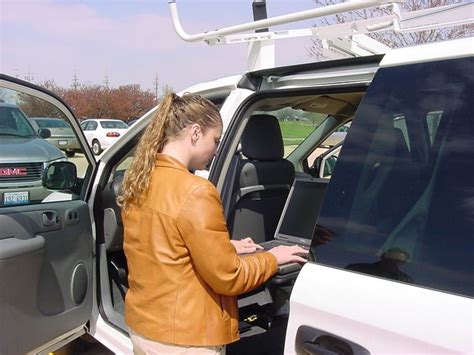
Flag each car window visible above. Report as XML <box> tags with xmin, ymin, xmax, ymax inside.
<box><xmin>0</xmin><ymin>105</ymin><xmax>36</xmax><ymax>137</ymax></box>
<box><xmin>305</xmin><ymin>122</ymin><xmax>349</xmax><ymax>178</ymax></box>
<box><xmin>0</xmin><ymin>86</ymin><xmax>93</xmax><ymax>207</ymax></box>
<box><xmin>253</xmin><ymin>108</ymin><xmax>326</xmax><ymax>157</ymax></box>
<box><xmin>89</xmin><ymin>121</ymin><xmax>98</xmax><ymax>130</ymax></box>
<box><xmin>312</xmin><ymin>57</ymin><xmax>473</xmax><ymax>297</ymax></box>
<box><xmin>33</xmin><ymin>118</ymin><xmax>70</xmax><ymax>128</ymax></box>
<box><xmin>100</xmin><ymin>120</ymin><xmax>128</xmax><ymax>129</ymax></box>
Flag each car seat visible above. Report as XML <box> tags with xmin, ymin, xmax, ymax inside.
<box><xmin>227</xmin><ymin>114</ymin><xmax>295</xmax><ymax>243</ymax></box>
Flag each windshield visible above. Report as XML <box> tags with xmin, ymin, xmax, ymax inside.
<box><xmin>0</xmin><ymin>106</ymin><xmax>36</xmax><ymax>137</ymax></box>
<box><xmin>312</xmin><ymin>57</ymin><xmax>473</xmax><ymax>297</ymax></box>
<box><xmin>100</xmin><ymin>120</ymin><xmax>128</xmax><ymax>129</ymax></box>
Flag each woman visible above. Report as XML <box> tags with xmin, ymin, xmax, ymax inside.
<box><xmin>118</xmin><ymin>93</ymin><xmax>307</xmax><ymax>354</ymax></box>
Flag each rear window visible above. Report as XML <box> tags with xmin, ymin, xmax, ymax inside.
<box><xmin>100</xmin><ymin>120</ymin><xmax>128</xmax><ymax>129</ymax></box>
<box><xmin>34</xmin><ymin>118</ymin><xmax>70</xmax><ymax>128</ymax></box>
<box><xmin>312</xmin><ymin>57</ymin><xmax>473</xmax><ymax>297</ymax></box>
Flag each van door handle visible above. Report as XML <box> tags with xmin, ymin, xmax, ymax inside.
<box><xmin>42</xmin><ymin>211</ymin><xmax>58</xmax><ymax>226</ymax></box>
<box><xmin>295</xmin><ymin>326</ymin><xmax>370</xmax><ymax>355</ymax></box>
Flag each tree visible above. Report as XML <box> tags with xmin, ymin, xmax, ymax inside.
<box><xmin>17</xmin><ymin>80</ymin><xmax>67</xmax><ymax>118</ymax></box>
<box><xmin>110</xmin><ymin>84</ymin><xmax>156</xmax><ymax>122</ymax></box>
<box><xmin>33</xmin><ymin>81</ymin><xmax>156</xmax><ymax>122</ymax></box>
<box><xmin>308</xmin><ymin>0</ymin><xmax>474</xmax><ymax>59</ymax></box>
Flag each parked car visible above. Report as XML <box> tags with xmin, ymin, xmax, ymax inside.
<box><xmin>27</xmin><ymin>117</ymin><xmax>80</xmax><ymax>157</ymax></box>
<box><xmin>0</xmin><ymin>103</ymin><xmax>67</xmax><ymax>206</ymax></box>
<box><xmin>0</xmin><ymin>6</ymin><xmax>472</xmax><ymax>355</ymax></box>
<box><xmin>80</xmin><ymin>118</ymin><xmax>129</xmax><ymax>155</ymax></box>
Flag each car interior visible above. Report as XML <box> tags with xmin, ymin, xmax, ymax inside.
<box><xmin>96</xmin><ymin>89</ymin><xmax>366</xmax><ymax>346</ymax></box>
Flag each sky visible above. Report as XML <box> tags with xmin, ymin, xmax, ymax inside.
<box><xmin>1</xmin><ymin>0</ymin><xmax>320</xmax><ymax>93</ymax></box>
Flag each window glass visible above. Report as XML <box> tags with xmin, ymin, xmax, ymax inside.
<box><xmin>0</xmin><ymin>106</ymin><xmax>36</xmax><ymax>137</ymax></box>
<box><xmin>33</xmin><ymin>118</ymin><xmax>70</xmax><ymax>128</ymax></box>
<box><xmin>253</xmin><ymin>108</ymin><xmax>326</xmax><ymax>157</ymax></box>
<box><xmin>306</xmin><ymin>122</ymin><xmax>350</xmax><ymax>178</ymax></box>
<box><xmin>100</xmin><ymin>120</ymin><xmax>128</xmax><ymax>129</ymax></box>
<box><xmin>426</xmin><ymin>111</ymin><xmax>443</xmax><ymax>145</ymax></box>
<box><xmin>312</xmin><ymin>58</ymin><xmax>473</xmax><ymax>297</ymax></box>
<box><xmin>89</xmin><ymin>121</ymin><xmax>98</xmax><ymax>130</ymax></box>
<box><xmin>0</xmin><ymin>86</ymin><xmax>92</xmax><ymax>206</ymax></box>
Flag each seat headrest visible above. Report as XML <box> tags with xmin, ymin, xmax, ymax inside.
<box><xmin>241</xmin><ymin>114</ymin><xmax>284</xmax><ymax>160</ymax></box>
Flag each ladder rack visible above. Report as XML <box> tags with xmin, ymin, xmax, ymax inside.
<box><xmin>168</xmin><ymin>0</ymin><xmax>474</xmax><ymax>70</ymax></box>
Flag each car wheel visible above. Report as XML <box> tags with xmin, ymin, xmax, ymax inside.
<box><xmin>65</xmin><ymin>150</ymin><xmax>76</xmax><ymax>158</ymax></box>
<box><xmin>92</xmin><ymin>140</ymin><xmax>102</xmax><ymax>155</ymax></box>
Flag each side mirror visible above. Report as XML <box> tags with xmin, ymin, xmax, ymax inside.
<box><xmin>323</xmin><ymin>155</ymin><xmax>338</xmax><ymax>178</ymax></box>
<box><xmin>42</xmin><ymin>161</ymin><xmax>77</xmax><ymax>190</ymax></box>
<box><xmin>38</xmin><ymin>128</ymin><xmax>51</xmax><ymax>139</ymax></box>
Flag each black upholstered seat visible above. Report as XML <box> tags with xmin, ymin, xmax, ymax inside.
<box><xmin>227</xmin><ymin>114</ymin><xmax>295</xmax><ymax>243</ymax></box>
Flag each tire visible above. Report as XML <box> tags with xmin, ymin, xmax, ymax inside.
<box><xmin>65</xmin><ymin>150</ymin><xmax>75</xmax><ymax>158</ymax></box>
<box><xmin>92</xmin><ymin>140</ymin><xmax>102</xmax><ymax>155</ymax></box>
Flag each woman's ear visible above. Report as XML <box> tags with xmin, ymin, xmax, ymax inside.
<box><xmin>190</xmin><ymin>123</ymin><xmax>201</xmax><ymax>145</ymax></box>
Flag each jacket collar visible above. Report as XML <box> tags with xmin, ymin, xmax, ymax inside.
<box><xmin>155</xmin><ymin>153</ymin><xmax>189</xmax><ymax>172</ymax></box>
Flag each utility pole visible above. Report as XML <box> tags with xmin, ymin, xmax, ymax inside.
<box><xmin>104</xmin><ymin>75</ymin><xmax>110</xmax><ymax>89</ymax></box>
<box><xmin>24</xmin><ymin>65</ymin><xmax>34</xmax><ymax>82</ymax></box>
<box><xmin>72</xmin><ymin>71</ymin><xmax>80</xmax><ymax>90</ymax></box>
<box><xmin>153</xmin><ymin>73</ymin><xmax>159</xmax><ymax>102</ymax></box>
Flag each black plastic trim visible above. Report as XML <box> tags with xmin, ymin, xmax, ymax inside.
<box><xmin>237</xmin><ymin>55</ymin><xmax>383</xmax><ymax>92</ymax></box>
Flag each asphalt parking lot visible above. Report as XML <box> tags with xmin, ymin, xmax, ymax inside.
<box><xmin>67</xmin><ymin>152</ymin><xmax>93</xmax><ymax>178</ymax></box>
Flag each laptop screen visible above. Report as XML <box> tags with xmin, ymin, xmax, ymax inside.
<box><xmin>275</xmin><ymin>178</ymin><xmax>328</xmax><ymax>243</ymax></box>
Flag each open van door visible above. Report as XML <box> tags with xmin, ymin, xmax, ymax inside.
<box><xmin>0</xmin><ymin>75</ymin><xmax>96</xmax><ymax>354</ymax></box>
<box><xmin>284</xmin><ymin>43</ymin><xmax>473</xmax><ymax>354</ymax></box>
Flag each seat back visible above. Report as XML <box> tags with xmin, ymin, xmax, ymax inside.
<box><xmin>227</xmin><ymin>114</ymin><xmax>295</xmax><ymax>242</ymax></box>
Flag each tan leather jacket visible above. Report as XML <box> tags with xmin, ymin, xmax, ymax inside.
<box><xmin>123</xmin><ymin>154</ymin><xmax>278</xmax><ymax>346</ymax></box>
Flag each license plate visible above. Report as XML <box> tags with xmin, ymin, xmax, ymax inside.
<box><xmin>3</xmin><ymin>191</ymin><xmax>29</xmax><ymax>205</ymax></box>
<box><xmin>58</xmin><ymin>140</ymin><xmax>68</xmax><ymax>146</ymax></box>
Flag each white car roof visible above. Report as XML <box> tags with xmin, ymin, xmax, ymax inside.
<box><xmin>380</xmin><ymin>37</ymin><xmax>474</xmax><ymax>68</ymax></box>
<box><xmin>179</xmin><ymin>75</ymin><xmax>242</xmax><ymax>95</ymax></box>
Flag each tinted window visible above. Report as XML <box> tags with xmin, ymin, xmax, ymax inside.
<box><xmin>34</xmin><ymin>118</ymin><xmax>70</xmax><ymax>128</ymax></box>
<box><xmin>312</xmin><ymin>58</ymin><xmax>473</xmax><ymax>297</ymax></box>
<box><xmin>100</xmin><ymin>120</ymin><xmax>128</xmax><ymax>129</ymax></box>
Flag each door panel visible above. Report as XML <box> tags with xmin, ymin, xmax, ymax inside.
<box><xmin>0</xmin><ymin>201</ymin><xmax>93</xmax><ymax>354</ymax></box>
<box><xmin>285</xmin><ymin>264</ymin><xmax>472</xmax><ymax>354</ymax></box>
<box><xmin>0</xmin><ymin>75</ymin><xmax>95</xmax><ymax>353</ymax></box>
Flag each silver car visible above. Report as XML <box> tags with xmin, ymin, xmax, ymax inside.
<box><xmin>28</xmin><ymin>117</ymin><xmax>80</xmax><ymax>157</ymax></box>
<box><xmin>0</xmin><ymin>103</ymin><xmax>66</xmax><ymax>205</ymax></box>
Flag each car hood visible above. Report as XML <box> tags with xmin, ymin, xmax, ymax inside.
<box><xmin>0</xmin><ymin>136</ymin><xmax>65</xmax><ymax>163</ymax></box>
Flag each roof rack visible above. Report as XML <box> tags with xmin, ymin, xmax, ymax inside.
<box><xmin>168</xmin><ymin>0</ymin><xmax>474</xmax><ymax>70</ymax></box>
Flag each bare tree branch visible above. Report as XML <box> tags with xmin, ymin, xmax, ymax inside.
<box><xmin>308</xmin><ymin>0</ymin><xmax>474</xmax><ymax>59</ymax></box>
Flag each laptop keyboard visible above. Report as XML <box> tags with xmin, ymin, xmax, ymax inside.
<box><xmin>260</xmin><ymin>240</ymin><xmax>309</xmax><ymax>252</ymax></box>
<box><xmin>261</xmin><ymin>240</ymin><xmax>288</xmax><ymax>251</ymax></box>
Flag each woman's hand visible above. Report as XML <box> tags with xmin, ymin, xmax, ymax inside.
<box><xmin>268</xmin><ymin>245</ymin><xmax>308</xmax><ymax>265</ymax></box>
<box><xmin>231</xmin><ymin>237</ymin><xmax>263</xmax><ymax>254</ymax></box>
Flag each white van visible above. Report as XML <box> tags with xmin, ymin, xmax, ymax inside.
<box><xmin>0</xmin><ymin>2</ymin><xmax>472</xmax><ymax>354</ymax></box>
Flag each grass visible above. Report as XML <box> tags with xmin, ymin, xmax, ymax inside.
<box><xmin>278</xmin><ymin>120</ymin><xmax>316</xmax><ymax>146</ymax></box>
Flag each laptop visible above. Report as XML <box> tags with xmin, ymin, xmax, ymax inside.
<box><xmin>260</xmin><ymin>176</ymin><xmax>328</xmax><ymax>252</ymax></box>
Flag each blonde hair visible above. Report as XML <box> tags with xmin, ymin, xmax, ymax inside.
<box><xmin>117</xmin><ymin>93</ymin><xmax>221</xmax><ymax>211</ymax></box>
